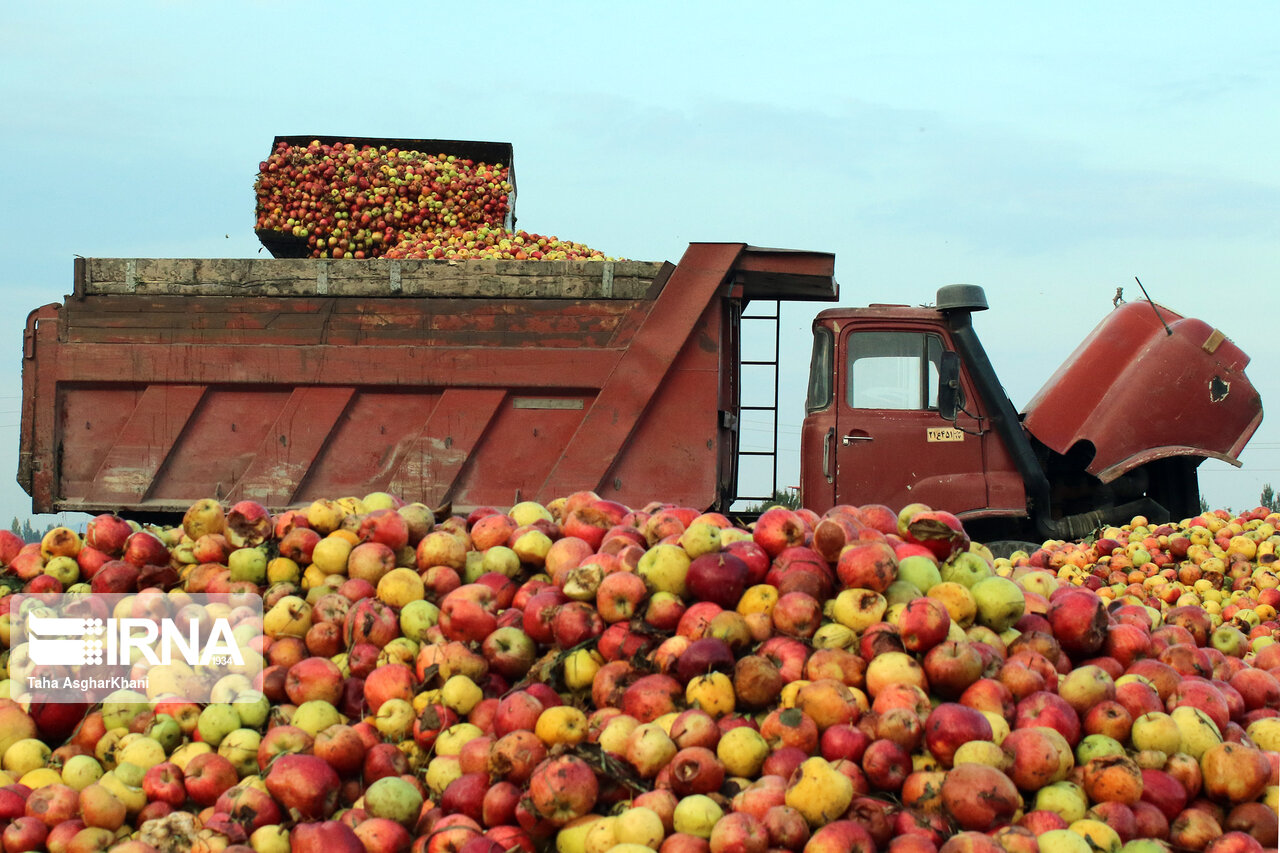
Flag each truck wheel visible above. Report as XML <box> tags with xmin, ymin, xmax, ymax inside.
<box><xmin>983</xmin><ymin>540</ymin><xmax>1041</xmax><ymax>559</ymax></box>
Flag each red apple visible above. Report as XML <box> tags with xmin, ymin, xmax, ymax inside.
<box><xmin>526</xmin><ymin>756</ymin><xmax>598</xmax><ymax>826</ymax></box>
<box><xmin>184</xmin><ymin>752</ymin><xmax>239</xmax><ymax>807</ymax></box>
<box><xmin>265</xmin><ymin>753</ymin><xmax>341</xmax><ymax>819</ymax></box>
<box><xmin>141</xmin><ymin>762</ymin><xmax>186</xmax><ymax>807</ymax></box>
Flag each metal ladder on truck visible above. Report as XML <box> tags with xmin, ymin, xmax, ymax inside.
<box><xmin>734</xmin><ymin>300</ymin><xmax>786</xmax><ymax>511</ymax></box>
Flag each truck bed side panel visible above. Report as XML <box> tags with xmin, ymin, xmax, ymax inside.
<box><xmin>21</xmin><ymin>254</ymin><xmax>735</xmax><ymax>514</ymax></box>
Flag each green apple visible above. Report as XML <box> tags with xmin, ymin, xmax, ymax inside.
<box><xmin>462</xmin><ymin>550</ymin><xmax>486</xmax><ymax>583</ymax></box>
<box><xmin>263</xmin><ymin>595</ymin><xmax>311</xmax><ymax>638</ymax></box>
<box><xmin>424</xmin><ymin>754</ymin><xmax>463</xmax><ymax>798</ymax></box>
<box><xmin>117</xmin><ymin>736</ymin><xmax>165</xmax><ymax>770</ymax></box>
<box><xmin>362</xmin><ymin>491</ymin><xmax>400</xmax><ymax>511</ymax></box>
<box><xmin>673</xmin><ymin>794</ymin><xmax>725</xmax><ymax>840</ymax></box>
<box><xmin>196</xmin><ymin>703</ymin><xmax>242</xmax><ymax>747</ymax></box>
<box><xmin>940</xmin><ymin>551</ymin><xmax>992</xmax><ymax>588</ymax></box>
<box><xmin>101</xmin><ymin>690</ymin><xmax>150</xmax><ymax>732</ymax></box>
<box><xmin>1075</xmin><ymin>733</ymin><xmax>1125</xmax><ymax>765</ymax></box>
<box><xmin>884</xmin><ymin>580</ymin><xmax>924</xmax><ymax>606</ymax></box>
<box><xmin>509</xmin><ymin>500</ymin><xmax>553</xmax><ymax>526</ymax></box>
<box><xmin>510</xmin><ymin>528</ymin><xmax>553</xmax><ymax>565</ymax></box>
<box><xmin>218</xmin><ymin>728</ymin><xmax>262</xmax><ymax>777</ymax></box>
<box><xmin>637</xmin><ymin>544</ymin><xmax>691</xmax><ymax>597</ymax></box>
<box><xmin>232</xmin><ymin>620</ymin><xmax>263</xmax><ymax>651</ymax></box>
<box><xmin>678</xmin><ymin>522</ymin><xmax>722</xmax><ymax>559</ymax></box>
<box><xmin>1210</xmin><ymin>623</ymin><xmax>1249</xmax><ymax>657</ymax></box>
<box><xmin>225</xmin><ymin>689</ymin><xmax>269</xmax><ymax>730</ymax></box>
<box><xmin>111</xmin><ymin>760</ymin><xmax>146</xmax><ymax>789</ymax></box>
<box><xmin>380</xmin><ymin>637</ymin><xmax>419</xmax><ymax>668</ymax></box>
<box><xmin>145</xmin><ymin>715</ymin><xmax>183</xmax><ymax>754</ymax></box>
<box><xmin>42</xmin><ymin>555</ymin><xmax>80</xmax><ymax>586</ymax></box>
<box><xmin>971</xmin><ymin>575</ymin><xmax>1026</xmax><ymax>632</ymax></box>
<box><xmin>896</xmin><ymin>555</ymin><xmax>943</xmax><ymax>593</ymax></box>
<box><xmin>292</xmin><ymin>700</ymin><xmax>342</xmax><ymax>736</ymax></box>
<box><xmin>1033</xmin><ymin>780</ymin><xmax>1088</xmax><ymax>824</ymax></box>
<box><xmin>480</xmin><ymin>545</ymin><xmax>521</xmax><ymax>578</ymax></box>
<box><xmin>1170</xmin><ymin>705</ymin><xmax>1222</xmax><ymax>759</ymax></box>
<box><xmin>1119</xmin><ymin>840</ymin><xmax>1173</xmax><ymax>853</ymax></box>
<box><xmin>364</xmin><ymin>775</ymin><xmax>424</xmax><ymax>825</ymax></box>
<box><xmin>1130</xmin><ymin>712</ymin><xmax>1182</xmax><ymax>755</ymax></box>
<box><xmin>400</xmin><ymin>599</ymin><xmax>440</xmax><ymax>642</ymax></box>
<box><xmin>169</xmin><ymin>742</ymin><xmax>213</xmax><ymax>771</ymax></box>
<box><xmin>1037</xmin><ymin>828</ymin><xmax>1093</xmax><ymax>853</ymax></box>
<box><xmin>210</xmin><ymin>674</ymin><xmax>254</xmax><ymax>704</ymax></box>
<box><xmin>60</xmin><ymin>754</ymin><xmax>104</xmax><ymax>790</ymax></box>
<box><xmin>228</xmin><ymin>546</ymin><xmax>268</xmax><ymax>583</ymax></box>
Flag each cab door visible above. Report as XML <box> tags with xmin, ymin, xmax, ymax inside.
<box><xmin>833</xmin><ymin>324</ymin><xmax>989</xmax><ymax>512</ymax></box>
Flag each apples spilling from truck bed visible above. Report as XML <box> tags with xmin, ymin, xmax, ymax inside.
<box><xmin>253</xmin><ymin>140</ymin><xmax>613</xmax><ymax>261</ymax></box>
<box><xmin>0</xmin><ymin>494</ymin><xmax>1278</xmax><ymax>853</ymax></box>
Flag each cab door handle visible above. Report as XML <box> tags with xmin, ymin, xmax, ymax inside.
<box><xmin>842</xmin><ymin>434</ymin><xmax>873</xmax><ymax>446</ymax></box>
<box><xmin>823</xmin><ymin>428</ymin><xmax>834</xmax><ymax>482</ymax></box>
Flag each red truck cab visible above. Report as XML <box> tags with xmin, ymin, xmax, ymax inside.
<box><xmin>800</xmin><ymin>285</ymin><xmax>1262</xmax><ymax>541</ymax></box>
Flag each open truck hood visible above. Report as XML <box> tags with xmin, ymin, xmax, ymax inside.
<box><xmin>1022</xmin><ymin>300</ymin><xmax>1262</xmax><ymax>483</ymax></box>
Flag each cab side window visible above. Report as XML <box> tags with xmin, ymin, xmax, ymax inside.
<box><xmin>806</xmin><ymin>327</ymin><xmax>834</xmax><ymax>413</ymax></box>
<box><xmin>847</xmin><ymin>331</ymin><xmax>945</xmax><ymax>410</ymax></box>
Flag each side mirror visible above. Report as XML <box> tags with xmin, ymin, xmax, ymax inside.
<box><xmin>938</xmin><ymin>351</ymin><xmax>960</xmax><ymax>421</ymax></box>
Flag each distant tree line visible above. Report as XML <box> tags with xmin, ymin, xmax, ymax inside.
<box><xmin>1261</xmin><ymin>483</ymin><xmax>1279</xmax><ymax>513</ymax></box>
<box><xmin>9</xmin><ymin>517</ymin><xmax>59</xmax><ymax>544</ymax></box>
<box><xmin>1197</xmin><ymin>483</ymin><xmax>1279</xmax><ymax>517</ymax></box>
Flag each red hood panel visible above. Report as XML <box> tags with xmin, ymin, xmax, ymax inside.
<box><xmin>1022</xmin><ymin>301</ymin><xmax>1262</xmax><ymax>482</ymax></box>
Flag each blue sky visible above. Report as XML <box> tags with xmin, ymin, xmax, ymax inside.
<box><xmin>2</xmin><ymin>2</ymin><xmax>1277</xmax><ymax>525</ymax></box>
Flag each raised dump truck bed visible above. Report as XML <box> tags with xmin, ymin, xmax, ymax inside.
<box><xmin>20</xmin><ymin>244</ymin><xmax>837</xmax><ymax>516</ymax></box>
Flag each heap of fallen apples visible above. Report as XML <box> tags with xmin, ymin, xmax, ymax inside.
<box><xmin>0</xmin><ymin>492</ymin><xmax>1278</xmax><ymax>853</ymax></box>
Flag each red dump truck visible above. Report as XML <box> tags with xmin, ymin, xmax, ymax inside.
<box><xmin>18</xmin><ymin>244</ymin><xmax>1262</xmax><ymax>542</ymax></box>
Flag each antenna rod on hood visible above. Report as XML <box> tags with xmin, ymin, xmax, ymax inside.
<box><xmin>1134</xmin><ymin>276</ymin><xmax>1173</xmax><ymax>336</ymax></box>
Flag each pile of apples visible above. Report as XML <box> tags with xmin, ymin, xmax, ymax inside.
<box><xmin>382</xmin><ymin>227</ymin><xmax>610</xmax><ymax>262</ymax></box>
<box><xmin>253</xmin><ymin>140</ymin><xmax>611</xmax><ymax>261</ymax></box>
<box><xmin>0</xmin><ymin>491</ymin><xmax>1278</xmax><ymax>853</ymax></box>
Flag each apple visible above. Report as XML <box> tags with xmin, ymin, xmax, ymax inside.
<box><xmin>970</xmin><ymin>575</ymin><xmax>1026</xmax><ymax>632</ymax></box>
<box><xmin>674</xmin><ymin>637</ymin><xmax>735</xmax><ymax>686</ymax></box>
<box><xmin>290</xmin><ymin>821</ymin><xmax>365</xmax><ymax>853</ymax></box>
<box><xmin>897</xmin><ymin>596</ymin><xmax>951</xmax><ymax>653</ymax></box>
<box><xmin>140</xmin><ymin>762</ymin><xmax>186</xmax><ymax>807</ymax></box>
<box><xmin>923</xmin><ymin>703</ymin><xmax>994</xmax><ymax>768</ymax></box>
<box><xmin>527</xmin><ymin>756</ymin><xmax>598</xmax><ymax>826</ymax></box>
<box><xmin>685</xmin><ymin>552</ymin><xmax>749</xmax><ymax>610</ymax></box>
<box><xmin>752</xmin><ymin>508</ymin><xmax>807</xmax><ymax>557</ymax></box>
<box><xmin>365</xmin><ymin>775</ymin><xmax>426</xmax><ymax>826</ymax></box>
<box><xmin>1200</xmin><ymin>741</ymin><xmax>1271</xmax><ymax>804</ymax></box>
<box><xmin>940</xmin><ymin>762</ymin><xmax>1020</xmax><ymax>831</ymax></box>
<box><xmin>1015</xmin><ymin>690</ymin><xmax>1082</xmax><ymax>747</ymax></box>
<box><xmin>265</xmin><ymin>753</ymin><xmax>340</xmax><ymax>820</ymax></box>
<box><xmin>835</xmin><ymin>541</ymin><xmax>897</xmax><ymax>592</ymax></box>
<box><xmin>4</xmin><ymin>816</ymin><xmax>49</xmax><ymax>851</ymax></box>
<box><xmin>183</xmin><ymin>752</ymin><xmax>238</xmax><ymax>807</ymax></box>
<box><xmin>1046</xmin><ymin>589</ymin><xmax>1108</xmax><ymax>660</ymax></box>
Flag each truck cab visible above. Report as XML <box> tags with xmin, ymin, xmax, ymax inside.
<box><xmin>799</xmin><ymin>285</ymin><xmax>1263</xmax><ymax>542</ymax></box>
